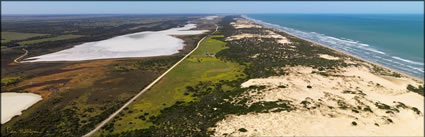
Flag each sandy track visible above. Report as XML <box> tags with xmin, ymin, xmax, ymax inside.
<box><xmin>13</xmin><ymin>48</ymin><xmax>28</xmax><ymax>63</ymax></box>
<box><xmin>83</xmin><ymin>24</ymin><xmax>218</xmax><ymax>137</ymax></box>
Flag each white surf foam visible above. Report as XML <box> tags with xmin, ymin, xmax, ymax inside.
<box><xmin>243</xmin><ymin>15</ymin><xmax>424</xmax><ymax>79</ymax></box>
<box><xmin>392</xmin><ymin>56</ymin><xmax>425</xmax><ymax>66</ymax></box>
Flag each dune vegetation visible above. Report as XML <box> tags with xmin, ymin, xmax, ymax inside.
<box><xmin>1</xmin><ymin>14</ymin><xmax>423</xmax><ymax>137</ymax></box>
<box><xmin>97</xmin><ymin>16</ymin><xmax>424</xmax><ymax>137</ymax></box>
<box><xmin>1</xmin><ymin>15</ymin><xmax>212</xmax><ymax>137</ymax></box>
<box><xmin>96</xmin><ymin>34</ymin><xmax>245</xmax><ymax>135</ymax></box>
<box><xmin>1</xmin><ymin>76</ymin><xmax>21</xmax><ymax>87</ymax></box>
<box><xmin>1</xmin><ymin>32</ymin><xmax>48</xmax><ymax>43</ymax></box>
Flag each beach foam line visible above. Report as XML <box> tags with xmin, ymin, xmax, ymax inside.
<box><xmin>362</xmin><ymin>47</ymin><xmax>386</xmax><ymax>55</ymax></box>
<box><xmin>243</xmin><ymin>15</ymin><xmax>424</xmax><ymax>80</ymax></box>
<box><xmin>392</xmin><ymin>56</ymin><xmax>425</xmax><ymax>66</ymax></box>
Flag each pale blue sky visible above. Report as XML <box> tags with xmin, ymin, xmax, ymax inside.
<box><xmin>1</xmin><ymin>1</ymin><xmax>424</xmax><ymax>15</ymax></box>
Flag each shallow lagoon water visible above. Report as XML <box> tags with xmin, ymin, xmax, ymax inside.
<box><xmin>1</xmin><ymin>92</ymin><xmax>42</xmax><ymax>124</ymax></box>
<box><xmin>25</xmin><ymin>24</ymin><xmax>208</xmax><ymax>62</ymax></box>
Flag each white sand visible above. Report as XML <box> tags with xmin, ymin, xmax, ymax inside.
<box><xmin>319</xmin><ymin>54</ymin><xmax>340</xmax><ymax>60</ymax></box>
<box><xmin>213</xmin><ymin>66</ymin><xmax>424</xmax><ymax>136</ymax></box>
<box><xmin>24</xmin><ymin>24</ymin><xmax>208</xmax><ymax>62</ymax></box>
<box><xmin>202</xmin><ymin>16</ymin><xmax>219</xmax><ymax>20</ymax></box>
<box><xmin>227</xmin><ymin>19</ymin><xmax>290</xmax><ymax>45</ymax></box>
<box><xmin>230</xmin><ymin>18</ymin><xmax>263</xmax><ymax>29</ymax></box>
<box><xmin>1</xmin><ymin>92</ymin><xmax>42</xmax><ymax>124</ymax></box>
<box><xmin>214</xmin><ymin>109</ymin><xmax>423</xmax><ymax>136</ymax></box>
<box><xmin>214</xmin><ymin>17</ymin><xmax>424</xmax><ymax>136</ymax></box>
<box><xmin>226</xmin><ymin>31</ymin><xmax>290</xmax><ymax>45</ymax></box>
<box><xmin>230</xmin><ymin>24</ymin><xmax>263</xmax><ymax>29</ymax></box>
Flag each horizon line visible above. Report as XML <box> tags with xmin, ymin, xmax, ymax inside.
<box><xmin>2</xmin><ymin>13</ymin><xmax>424</xmax><ymax>16</ymax></box>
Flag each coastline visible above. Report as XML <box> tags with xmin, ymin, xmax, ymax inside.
<box><xmin>242</xmin><ymin>15</ymin><xmax>424</xmax><ymax>83</ymax></box>
<box><xmin>214</xmin><ymin>16</ymin><xmax>424</xmax><ymax>137</ymax></box>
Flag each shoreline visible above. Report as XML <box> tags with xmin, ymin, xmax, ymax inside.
<box><xmin>242</xmin><ymin>16</ymin><xmax>424</xmax><ymax>83</ymax></box>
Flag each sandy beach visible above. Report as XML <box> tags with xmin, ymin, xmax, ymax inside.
<box><xmin>242</xmin><ymin>16</ymin><xmax>424</xmax><ymax>82</ymax></box>
<box><xmin>271</xmin><ymin>27</ymin><xmax>424</xmax><ymax>82</ymax></box>
<box><xmin>211</xmin><ymin>17</ymin><xmax>424</xmax><ymax>136</ymax></box>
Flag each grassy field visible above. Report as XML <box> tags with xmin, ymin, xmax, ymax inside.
<box><xmin>1</xmin><ymin>76</ymin><xmax>21</xmax><ymax>86</ymax></box>
<box><xmin>18</xmin><ymin>34</ymin><xmax>83</xmax><ymax>45</ymax></box>
<box><xmin>0</xmin><ymin>15</ymin><xmax>211</xmax><ymax>137</ymax></box>
<box><xmin>1</xmin><ymin>32</ymin><xmax>48</xmax><ymax>43</ymax></box>
<box><xmin>1</xmin><ymin>57</ymin><xmax>181</xmax><ymax>137</ymax></box>
<box><xmin>97</xmin><ymin>35</ymin><xmax>245</xmax><ymax>135</ymax></box>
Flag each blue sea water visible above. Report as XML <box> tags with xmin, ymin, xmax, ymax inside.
<box><xmin>245</xmin><ymin>14</ymin><xmax>424</xmax><ymax>79</ymax></box>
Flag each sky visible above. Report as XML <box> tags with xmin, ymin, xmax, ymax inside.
<box><xmin>1</xmin><ymin>1</ymin><xmax>424</xmax><ymax>15</ymax></box>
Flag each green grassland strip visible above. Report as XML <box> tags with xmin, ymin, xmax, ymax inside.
<box><xmin>1</xmin><ymin>76</ymin><xmax>21</xmax><ymax>86</ymax></box>
<box><xmin>99</xmin><ymin>35</ymin><xmax>245</xmax><ymax>135</ymax></box>
<box><xmin>18</xmin><ymin>34</ymin><xmax>84</xmax><ymax>45</ymax></box>
<box><xmin>1</xmin><ymin>32</ymin><xmax>48</xmax><ymax>43</ymax></box>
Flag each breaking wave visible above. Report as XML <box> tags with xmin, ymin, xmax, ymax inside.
<box><xmin>243</xmin><ymin>15</ymin><xmax>424</xmax><ymax>79</ymax></box>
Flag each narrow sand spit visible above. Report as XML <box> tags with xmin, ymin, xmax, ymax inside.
<box><xmin>24</xmin><ymin>24</ymin><xmax>208</xmax><ymax>62</ymax></box>
<box><xmin>212</xmin><ymin>66</ymin><xmax>424</xmax><ymax>136</ymax></box>
<box><xmin>1</xmin><ymin>92</ymin><xmax>42</xmax><ymax>124</ymax></box>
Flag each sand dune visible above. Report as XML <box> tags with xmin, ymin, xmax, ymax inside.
<box><xmin>213</xmin><ymin>66</ymin><xmax>424</xmax><ymax>136</ymax></box>
<box><xmin>230</xmin><ymin>18</ymin><xmax>263</xmax><ymax>29</ymax></box>
<box><xmin>213</xmin><ymin>18</ymin><xmax>424</xmax><ymax>136</ymax></box>
<box><xmin>227</xmin><ymin>19</ymin><xmax>290</xmax><ymax>45</ymax></box>
<box><xmin>226</xmin><ymin>31</ymin><xmax>290</xmax><ymax>45</ymax></box>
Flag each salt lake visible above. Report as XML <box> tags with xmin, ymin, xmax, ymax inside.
<box><xmin>1</xmin><ymin>92</ymin><xmax>42</xmax><ymax>124</ymax></box>
<box><xmin>24</xmin><ymin>24</ymin><xmax>208</xmax><ymax>62</ymax></box>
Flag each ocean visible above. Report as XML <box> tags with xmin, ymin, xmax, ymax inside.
<box><xmin>245</xmin><ymin>14</ymin><xmax>424</xmax><ymax>79</ymax></box>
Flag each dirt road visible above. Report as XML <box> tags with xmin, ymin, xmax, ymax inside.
<box><xmin>83</xmin><ymin>24</ymin><xmax>218</xmax><ymax>137</ymax></box>
<box><xmin>13</xmin><ymin>48</ymin><xmax>28</xmax><ymax>63</ymax></box>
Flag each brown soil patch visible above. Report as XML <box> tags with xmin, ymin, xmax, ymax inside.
<box><xmin>6</xmin><ymin>59</ymin><xmax>115</xmax><ymax>99</ymax></box>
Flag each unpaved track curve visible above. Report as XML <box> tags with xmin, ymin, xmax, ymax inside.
<box><xmin>13</xmin><ymin>48</ymin><xmax>28</xmax><ymax>63</ymax></box>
